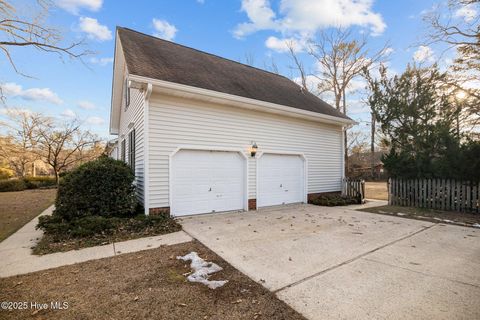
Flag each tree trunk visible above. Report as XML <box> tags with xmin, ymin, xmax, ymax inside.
<box><xmin>371</xmin><ymin>112</ymin><xmax>376</xmax><ymax>180</ymax></box>
<box><xmin>54</xmin><ymin>170</ymin><xmax>60</xmax><ymax>185</ymax></box>
<box><xmin>342</xmin><ymin>88</ymin><xmax>348</xmax><ymax>176</ymax></box>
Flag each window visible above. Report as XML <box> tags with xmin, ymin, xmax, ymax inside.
<box><xmin>128</xmin><ymin>129</ymin><xmax>135</xmax><ymax>174</ymax></box>
<box><xmin>121</xmin><ymin>139</ymin><xmax>126</xmax><ymax>162</ymax></box>
<box><xmin>124</xmin><ymin>78</ymin><xmax>130</xmax><ymax>110</ymax></box>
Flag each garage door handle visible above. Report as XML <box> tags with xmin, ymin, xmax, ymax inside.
<box><xmin>208</xmin><ymin>187</ymin><xmax>212</xmax><ymax>192</ymax></box>
<box><xmin>280</xmin><ymin>184</ymin><xmax>283</xmax><ymax>188</ymax></box>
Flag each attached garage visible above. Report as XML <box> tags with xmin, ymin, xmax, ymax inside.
<box><xmin>110</xmin><ymin>28</ymin><xmax>355</xmax><ymax>216</ymax></box>
<box><xmin>170</xmin><ymin>149</ymin><xmax>247</xmax><ymax>216</ymax></box>
<box><xmin>257</xmin><ymin>153</ymin><xmax>306</xmax><ymax>208</ymax></box>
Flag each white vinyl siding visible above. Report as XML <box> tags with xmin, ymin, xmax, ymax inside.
<box><xmin>118</xmin><ymin>86</ymin><xmax>145</xmax><ymax>203</ymax></box>
<box><xmin>148</xmin><ymin>94</ymin><xmax>343</xmax><ymax>209</ymax></box>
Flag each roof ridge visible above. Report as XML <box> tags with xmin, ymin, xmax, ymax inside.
<box><xmin>117</xmin><ymin>26</ymin><xmax>299</xmax><ymax>85</ymax></box>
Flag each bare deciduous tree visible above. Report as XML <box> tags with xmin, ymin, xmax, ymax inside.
<box><xmin>263</xmin><ymin>57</ymin><xmax>280</xmax><ymax>74</ymax></box>
<box><xmin>35</xmin><ymin>119</ymin><xmax>98</xmax><ymax>184</ymax></box>
<box><xmin>0</xmin><ymin>0</ymin><xmax>90</xmax><ymax>78</ymax></box>
<box><xmin>308</xmin><ymin>29</ymin><xmax>389</xmax><ymax>114</ymax></box>
<box><xmin>0</xmin><ymin>109</ymin><xmax>43</xmax><ymax>177</ymax></box>
<box><xmin>286</xmin><ymin>41</ymin><xmax>309</xmax><ymax>92</ymax></box>
<box><xmin>422</xmin><ymin>0</ymin><xmax>480</xmax><ymax>131</ymax></box>
<box><xmin>289</xmin><ymin>29</ymin><xmax>390</xmax><ymax>173</ymax></box>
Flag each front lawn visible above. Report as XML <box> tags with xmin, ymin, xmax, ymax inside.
<box><xmin>33</xmin><ymin>214</ymin><xmax>182</xmax><ymax>255</ymax></box>
<box><xmin>0</xmin><ymin>241</ymin><xmax>305</xmax><ymax>320</ymax></box>
<box><xmin>0</xmin><ymin>189</ymin><xmax>56</xmax><ymax>242</ymax></box>
<box><xmin>359</xmin><ymin>205</ymin><xmax>480</xmax><ymax>227</ymax></box>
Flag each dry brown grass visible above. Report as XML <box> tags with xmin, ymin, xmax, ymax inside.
<box><xmin>365</xmin><ymin>182</ymin><xmax>388</xmax><ymax>200</ymax></box>
<box><xmin>359</xmin><ymin>205</ymin><xmax>480</xmax><ymax>227</ymax></box>
<box><xmin>0</xmin><ymin>189</ymin><xmax>56</xmax><ymax>242</ymax></box>
<box><xmin>0</xmin><ymin>241</ymin><xmax>305</xmax><ymax>320</ymax></box>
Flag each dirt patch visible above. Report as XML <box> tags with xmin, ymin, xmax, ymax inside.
<box><xmin>359</xmin><ymin>205</ymin><xmax>480</xmax><ymax>227</ymax></box>
<box><xmin>0</xmin><ymin>189</ymin><xmax>56</xmax><ymax>242</ymax></box>
<box><xmin>33</xmin><ymin>216</ymin><xmax>182</xmax><ymax>255</ymax></box>
<box><xmin>0</xmin><ymin>241</ymin><xmax>305</xmax><ymax>320</ymax></box>
<box><xmin>365</xmin><ymin>182</ymin><xmax>388</xmax><ymax>200</ymax></box>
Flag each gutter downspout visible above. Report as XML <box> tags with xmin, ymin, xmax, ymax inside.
<box><xmin>144</xmin><ymin>83</ymin><xmax>153</xmax><ymax>215</ymax></box>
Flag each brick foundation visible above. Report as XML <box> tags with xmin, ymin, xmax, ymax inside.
<box><xmin>307</xmin><ymin>191</ymin><xmax>341</xmax><ymax>203</ymax></box>
<box><xmin>248</xmin><ymin>199</ymin><xmax>257</xmax><ymax>210</ymax></box>
<box><xmin>149</xmin><ymin>207</ymin><xmax>170</xmax><ymax>216</ymax></box>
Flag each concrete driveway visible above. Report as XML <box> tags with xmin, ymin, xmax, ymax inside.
<box><xmin>179</xmin><ymin>204</ymin><xmax>480</xmax><ymax>320</ymax></box>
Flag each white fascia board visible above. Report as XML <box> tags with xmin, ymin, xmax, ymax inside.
<box><xmin>128</xmin><ymin>74</ymin><xmax>357</xmax><ymax>127</ymax></box>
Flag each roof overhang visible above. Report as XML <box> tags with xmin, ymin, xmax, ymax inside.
<box><xmin>109</xmin><ymin>30</ymin><xmax>127</xmax><ymax>135</ymax></box>
<box><xmin>129</xmin><ymin>74</ymin><xmax>357</xmax><ymax>127</ymax></box>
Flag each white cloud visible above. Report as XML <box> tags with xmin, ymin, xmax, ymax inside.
<box><xmin>77</xmin><ymin>100</ymin><xmax>96</xmax><ymax>110</ymax></box>
<box><xmin>413</xmin><ymin>45</ymin><xmax>435</xmax><ymax>63</ymax></box>
<box><xmin>234</xmin><ymin>0</ymin><xmax>277</xmax><ymax>38</ymax></box>
<box><xmin>265</xmin><ymin>36</ymin><xmax>304</xmax><ymax>52</ymax></box>
<box><xmin>234</xmin><ymin>0</ymin><xmax>386</xmax><ymax>39</ymax></box>
<box><xmin>454</xmin><ymin>4</ymin><xmax>477</xmax><ymax>22</ymax></box>
<box><xmin>86</xmin><ymin>116</ymin><xmax>105</xmax><ymax>125</ymax></box>
<box><xmin>1</xmin><ymin>82</ymin><xmax>63</xmax><ymax>105</ymax></box>
<box><xmin>383</xmin><ymin>47</ymin><xmax>395</xmax><ymax>55</ymax></box>
<box><xmin>347</xmin><ymin>99</ymin><xmax>370</xmax><ymax>114</ymax></box>
<box><xmin>61</xmin><ymin>109</ymin><xmax>76</xmax><ymax>118</ymax></box>
<box><xmin>89</xmin><ymin>57</ymin><xmax>113</xmax><ymax>66</ymax></box>
<box><xmin>152</xmin><ymin>19</ymin><xmax>178</xmax><ymax>41</ymax></box>
<box><xmin>56</xmin><ymin>0</ymin><xmax>102</xmax><ymax>14</ymax></box>
<box><xmin>78</xmin><ymin>17</ymin><xmax>112</xmax><ymax>41</ymax></box>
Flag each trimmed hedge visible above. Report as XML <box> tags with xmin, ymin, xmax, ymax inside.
<box><xmin>0</xmin><ymin>179</ymin><xmax>27</xmax><ymax>192</ymax></box>
<box><xmin>24</xmin><ymin>176</ymin><xmax>57</xmax><ymax>189</ymax></box>
<box><xmin>309</xmin><ymin>194</ymin><xmax>359</xmax><ymax>206</ymax></box>
<box><xmin>0</xmin><ymin>176</ymin><xmax>57</xmax><ymax>192</ymax></box>
<box><xmin>54</xmin><ymin>156</ymin><xmax>137</xmax><ymax>220</ymax></box>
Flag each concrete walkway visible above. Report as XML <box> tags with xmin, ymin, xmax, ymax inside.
<box><xmin>0</xmin><ymin>205</ymin><xmax>192</xmax><ymax>278</ymax></box>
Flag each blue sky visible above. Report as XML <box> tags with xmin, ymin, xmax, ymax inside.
<box><xmin>1</xmin><ymin>0</ymin><xmax>471</xmax><ymax>139</ymax></box>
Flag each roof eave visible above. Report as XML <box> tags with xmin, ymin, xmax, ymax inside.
<box><xmin>129</xmin><ymin>74</ymin><xmax>356</xmax><ymax>127</ymax></box>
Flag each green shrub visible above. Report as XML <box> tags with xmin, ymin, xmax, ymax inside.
<box><xmin>38</xmin><ymin>215</ymin><xmax>115</xmax><ymax>239</ymax></box>
<box><xmin>24</xmin><ymin>176</ymin><xmax>57</xmax><ymax>189</ymax></box>
<box><xmin>0</xmin><ymin>168</ymin><xmax>13</xmax><ymax>180</ymax></box>
<box><xmin>0</xmin><ymin>179</ymin><xmax>27</xmax><ymax>192</ymax></box>
<box><xmin>309</xmin><ymin>194</ymin><xmax>359</xmax><ymax>206</ymax></box>
<box><xmin>54</xmin><ymin>156</ymin><xmax>137</xmax><ymax>220</ymax></box>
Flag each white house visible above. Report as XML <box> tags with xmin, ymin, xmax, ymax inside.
<box><xmin>109</xmin><ymin>27</ymin><xmax>354</xmax><ymax>216</ymax></box>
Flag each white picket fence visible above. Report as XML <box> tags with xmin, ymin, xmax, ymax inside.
<box><xmin>342</xmin><ymin>178</ymin><xmax>365</xmax><ymax>203</ymax></box>
<box><xmin>388</xmin><ymin>178</ymin><xmax>480</xmax><ymax>213</ymax></box>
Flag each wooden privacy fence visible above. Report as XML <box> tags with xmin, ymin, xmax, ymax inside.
<box><xmin>389</xmin><ymin>178</ymin><xmax>480</xmax><ymax>213</ymax></box>
<box><xmin>342</xmin><ymin>178</ymin><xmax>365</xmax><ymax>203</ymax></box>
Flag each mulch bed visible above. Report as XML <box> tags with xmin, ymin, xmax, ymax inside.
<box><xmin>359</xmin><ymin>205</ymin><xmax>480</xmax><ymax>228</ymax></box>
<box><xmin>0</xmin><ymin>241</ymin><xmax>305</xmax><ymax>320</ymax></box>
<box><xmin>33</xmin><ymin>216</ymin><xmax>182</xmax><ymax>255</ymax></box>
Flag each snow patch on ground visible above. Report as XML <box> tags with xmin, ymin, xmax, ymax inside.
<box><xmin>177</xmin><ymin>252</ymin><xmax>228</xmax><ymax>289</ymax></box>
<box><xmin>433</xmin><ymin>217</ymin><xmax>455</xmax><ymax>223</ymax></box>
<box><xmin>473</xmin><ymin>223</ymin><xmax>480</xmax><ymax>228</ymax></box>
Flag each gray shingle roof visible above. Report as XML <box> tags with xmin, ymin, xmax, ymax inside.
<box><xmin>117</xmin><ymin>27</ymin><xmax>350</xmax><ymax>121</ymax></box>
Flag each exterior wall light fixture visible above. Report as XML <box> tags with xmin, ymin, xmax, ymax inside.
<box><xmin>250</xmin><ymin>142</ymin><xmax>258</xmax><ymax>158</ymax></box>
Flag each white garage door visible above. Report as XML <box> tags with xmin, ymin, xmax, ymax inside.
<box><xmin>171</xmin><ymin>150</ymin><xmax>245</xmax><ymax>216</ymax></box>
<box><xmin>257</xmin><ymin>154</ymin><xmax>305</xmax><ymax>207</ymax></box>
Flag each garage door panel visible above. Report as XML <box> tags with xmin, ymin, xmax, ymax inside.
<box><xmin>171</xmin><ymin>150</ymin><xmax>245</xmax><ymax>216</ymax></box>
<box><xmin>258</xmin><ymin>154</ymin><xmax>304</xmax><ymax>208</ymax></box>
